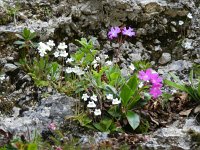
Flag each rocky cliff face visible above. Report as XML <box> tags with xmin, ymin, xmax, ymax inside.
<box><xmin>0</xmin><ymin>1</ymin><xmax>200</xmax><ymax>149</ymax></box>
<box><xmin>0</xmin><ymin>0</ymin><xmax>199</xmax><ymax>67</ymax></box>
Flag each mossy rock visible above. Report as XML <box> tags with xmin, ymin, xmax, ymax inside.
<box><xmin>0</xmin><ymin>13</ymin><xmax>13</xmax><ymax>25</ymax></box>
<box><xmin>0</xmin><ymin>97</ymin><xmax>14</xmax><ymax>115</ymax></box>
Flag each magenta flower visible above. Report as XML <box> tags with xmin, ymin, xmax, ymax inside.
<box><xmin>139</xmin><ymin>68</ymin><xmax>163</xmax><ymax>99</ymax></box>
<box><xmin>122</xmin><ymin>27</ymin><xmax>135</xmax><ymax>37</ymax></box>
<box><xmin>150</xmin><ymin>73</ymin><xmax>163</xmax><ymax>84</ymax></box>
<box><xmin>149</xmin><ymin>87</ymin><xmax>162</xmax><ymax>98</ymax></box>
<box><xmin>152</xmin><ymin>82</ymin><xmax>163</xmax><ymax>88</ymax></box>
<box><xmin>138</xmin><ymin>69</ymin><xmax>152</xmax><ymax>81</ymax></box>
<box><xmin>108</xmin><ymin>27</ymin><xmax>121</xmax><ymax>39</ymax></box>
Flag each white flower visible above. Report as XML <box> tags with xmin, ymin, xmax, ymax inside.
<box><xmin>38</xmin><ymin>48</ymin><xmax>47</xmax><ymax>57</ymax></box>
<box><xmin>95</xmin><ymin>57</ymin><xmax>100</xmax><ymax>62</ymax></box>
<box><xmin>66</xmin><ymin>58</ymin><xmax>74</xmax><ymax>63</ymax></box>
<box><xmin>92</xmin><ymin>59</ymin><xmax>97</xmax><ymax>64</ymax></box>
<box><xmin>129</xmin><ymin>63</ymin><xmax>135</xmax><ymax>71</ymax></box>
<box><xmin>0</xmin><ymin>74</ymin><xmax>5</xmax><ymax>81</ymax></box>
<box><xmin>138</xmin><ymin>82</ymin><xmax>144</xmax><ymax>88</ymax></box>
<box><xmin>187</xmin><ymin>13</ymin><xmax>193</xmax><ymax>19</ymax></box>
<box><xmin>104</xmin><ymin>54</ymin><xmax>109</xmax><ymax>59</ymax></box>
<box><xmin>112</xmin><ymin>98</ymin><xmax>121</xmax><ymax>105</ymax></box>
<box><xmin>178</xmin><ymin>20</ymin><xmax>184</xmax><ymax>26</ymax></box>
<box><xmin>73</xmin><ymin>66</ymin><xmax>85</xmax><ymax>76</ymax></box>
<box><xmin>58</xmin><ymin>42</ymin><xmax>68</xmax><ymax>50</ymax></box>
<box><xmin>38</xmin><ymin>42</ymin><xmax>51</xmax><ymax>51</ymax></box>
<box><xmin>37</xmin><ymin>42</ymin><xmax>51</xmax><ymax>57</ymax></box>
<box><xmin>94</xmin><ymin>109</ymin><xmax>101</xmax><ymax>116</ymax></box>
<box><xmin>46</xmin><ymin>40</ymin><xmax>55</xmax><ymax>47</ymax></box>
<box><xmin>54</xmin><ymin>51</ymin><xmax>60</xmax><ymax>57</ymax></box>
<box><xmin>59</xmin><ymin>50</ymin><xmax>68</xmax><ymax>57</ymax></box>
<box><xmin>66</xmin><ymin>67</ymin><xmax>73</xmax><ymax>73</ymax></box>
<box><xmin>106</xmin><ymin>94</ymin><xmax>113</xmax><ymax>100</ymax></box>
<box><xmin>105</xmin><ymin>61</ymin><xmax>112</xmax><ymax>66</ymax></box>
<box><xmin>91</xmin><ymin>94</ymin><xmax>97</xmax><ymax>101</ymax></box>
<box><xmin>87</xmin><ymin>101</ymin><xmax>96</xmax><ymax>108</ymax></box>
<box><xmin>82</xmin><ymin>93</ymin><xmax>89</xmax><ymax>101</ymax></box>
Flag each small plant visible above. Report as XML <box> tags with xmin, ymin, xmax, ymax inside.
<box><xmin>14</xmin><ymin>28</ymin><xmax>37</xmax><ymax>60</ymax></box>
<box><xmin>108</xmin><ymin>26</ymin><xmax>136</xmax><ymax>60</ymax></box>
<box><xmin>5</xmin><ymin>0</ymin><xmax>21</xmax><ymax>26</ymax></box>
<box><xmin>14</xmin><ymin>26</ymin><xmax>164</xmax><ymax>134</ymax></box>
<box><xmin>164</xmin><ymin>66</ymin><xmax>200</xmax><ymax>101</ymax></box>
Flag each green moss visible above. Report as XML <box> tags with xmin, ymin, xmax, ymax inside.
<box><xmin>0</xmin><ymin>97</ymin><xmax>14</xmax><ymax>115</ymax></box>
<box><xmin>0</xmin><ymin>14</ymin><xmax>12</xmax><ymax>25</ymax></box>
<box><xmin>188</xmin><ymin>129</ymin><xmax>200</xmax><ymax>148</ymax></box>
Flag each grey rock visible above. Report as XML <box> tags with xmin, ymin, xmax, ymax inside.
<box><xmin>182</xmin><ymin>38</ymin><xmax>194</xmax><ymax>50</ymax></box>
<box><xmin>140</xmin><ymin>118</ymin><xmax>199</xmax><ymax>150</ymax></box>
<box><xmin>158</xmin><ymin>53</ymin><xmax>171</xmax><ymax>64</ymax></box>
<box><xmin>3</xmin><ymin>63</ymin><xmax>18</xmax><ymax>72</ymax></box>
<box><xmin>0</xmin><ymin>93</ymin><xmax>76</xmax><ymax>134</ymax></box>
<box><xmin>129</xmin><ymin>53</ymin><xmax>142</xmax><ymax>62</ymax></box>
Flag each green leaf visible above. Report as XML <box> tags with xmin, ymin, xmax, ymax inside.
<box><xmin>29</xmin><ymin>32</ymin><xmax>37</xmax><ymax>40</ymax></box>
<box><xmin>14</xmin><ymin>40</ymin><xmax>25</xmax><ymax>45</ymax></box>
<box><xmin>108</xmin><ymin>106</ymin><xmax>121</xmax><ymax>118</ymax></box>
<box><xmin>15</xmin><ymin>33</ymin><xmax>24</xmax><ymax>39</ymax></box>
<box><xmin>126</xmin><ymin>111</ymin><xmax>140</xmax><ymax>130</ymax></box>
<box><xmin>93</xmin><ymin>118</ymin><xmax>112</xmax><ymax>132</ymax></box>
<box><xmin>127</xmin><ymin>93</ymin><xmax>141</xmax><ymax>109</ymax></box>
<box><xmin>23</xmin><ymin>28</ymin><xmax>31</xmax><ymax>39</ymax></box>
<box><xmin>120</xmin><ymin>84</ymin><xmax>132</xmax><ymax>106</ymax></box>
<box><xmin>104</xmin><ymin>84</ymin><xmax>118</xmax><ymax>96</ymax></box>
<box><xmin>93</xmin><ymin>123</ymin><xmax>105</xmax><ymax>132</ymax></box>
<box><xmin>27</xmin><ymin>143</ymin><xmax>37</xmax><ymax>150</ymax></box>
<box><xmin>127</xmin><ymin>75</ymin><xmax>138</xmax><ymax>90</ymax></box>
<box><xmin>164</xmin><ymin>79</ymin><xmax>187</xmax><ymax>92</ymax></box>
<box><xmin>102</xmin><ymin>119</ymin><xmax>112</xmax><ymax>131</ymax></box>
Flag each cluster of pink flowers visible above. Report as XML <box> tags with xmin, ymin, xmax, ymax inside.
<box><xmin>138</xmin><ymin>69</ymin><xmax>163</xmax><ymax>99</ymax></box>
<box><xmin>108</xmin><ymin>26</ymin><xmax>136</xmax><ymax>39</ymax></box>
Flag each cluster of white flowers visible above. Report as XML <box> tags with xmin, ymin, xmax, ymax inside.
<box><xmin>54</xmin><ymin>42</ymin><xmax>68</xmax><ymax>58</ymax></box>
<box><xmin>81</xmin><ymin>93</ymin><xmax>101</xmax><ymax>116</ymax></box>
<box><xmin>92</xmin><ymin>56</ymin><xmax>100</xmax><ymax>68</ymax></box>
<box><xmin>37</xmin><ymin>40</ymin><xmax>69</xmax><ymax>58</ymax></box>
<box><xmin>106</xmin><ymin>93</ymin><xmax>121</xmax><ymax>105</ymax></box>
<box><xmin>92</xmin><ymin>54</ymin><xmax>112</xmax><ymax>68</ymax></box>
<box><xmin>66</xmin><ymin>57</ymin><xmax>74</xmax><ymax>63</ymax></box>
<box><xmin>66</xmin><ymin>66</ymin><xmax>85</xmax><ymax>75</ymax></box>
<box><xmin>37</xmin><ymin>41</ymin><xmax>52</xmax><ymax>57</ymax></box>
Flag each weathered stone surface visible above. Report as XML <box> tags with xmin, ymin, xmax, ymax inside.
<box><xmin>0</xmin><ymin>94</ymin><xmax>77</xmax><ymax>134</ymax></box>
<box><xmin>140</xmin><ymin>118</ymin><xmax>200</xmax><ymax>150</ymax></box>
<box><xmin>158</xmin><ymin>52</ymin><xmax>171</xmax><ymax>64</ymax></box>
<box><xmin>0</xmin><ymin>0</ymin><xmax>199</xmax><ymax>65</ymax></box>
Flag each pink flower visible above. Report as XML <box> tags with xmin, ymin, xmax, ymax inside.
<box><xmin>55</xmin><ymin>146</ymin><xmax>63</xmax><ymax>150</ymax></box>
<box><xmin>108</xmin><ymin>27</ymin><xmax>121</xmax><ymax>39</ymax></box>
<box><xmin>138</xmin><ymin>69</ymin><xmax>152</xmax><ymax>81</ymax></box>
<box><xmin>150</xmin><ymin>73</ymin><xmax>163</xmax><ymax>84</ymax></box>
<box><xmin>138</xmin><ymin>68</ymin><xmax>163</xmax><ymax>99</ymax></box>
<box><xmin>122</xmin><ymin>27</ymin><xmax>135</xmax><ymax>37</ymax></box>
<box><xmin>149</xmin><ymin>87</ymin><xmax>162</xmax><ymax>98</ymax></box>
<box><xmin>152</xmin><ymin>82</ymin><xmax>163</xmax><ymax>88</ymax></box>
<box><xmin>48</xmin><ymin>122</ymin><xmax>56</xmax><ymax>131</ymax></box>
